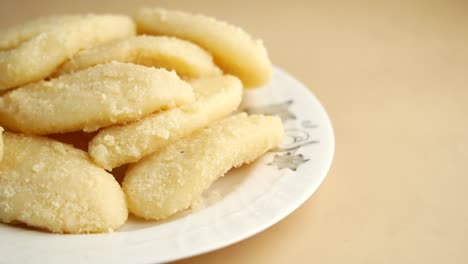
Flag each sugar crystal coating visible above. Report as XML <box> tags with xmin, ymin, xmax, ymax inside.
<box><xmin>135</xmin><ymin>8</ymin><xmax>272</xmax><ymax>88</ymax></box>
<box><xmin>0</xmin><ymin>132</ymin><xmax>127</xmax><ymax>233</ymax></box>
<box><xmin>0</xmin><ymin>14</ymin><xmax>136</xmax><ymax>90</ymax></box>
<box><xmin>123</xmin><ymin>113</ymin><xmax>284</xmax><ymax>220</ymax></box>
<box><xmin>0</xmin><ymin>62</ymin><xmax>194</xmax><ymax>135</ymax></box>
<box><xmin>89</xmin><ymin>75</ymin><xmax>242</xmax><ymax>170</ymax></box>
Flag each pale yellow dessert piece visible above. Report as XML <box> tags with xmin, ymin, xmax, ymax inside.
<box><xmin>135</xmin><ymin>8</ymin><xmax>272</xmax><ymax>88</ymax></box>
<box><xmin>55</xmin><ymin>35</ymin><xmax>221</xmax><ymax>79</ymax></box>
<box><xmin>0</xmin><ymin>132</ymin><xmax>127</xmax><ymax>233</ymax></box>
<box><xmin>0</xmin><ymin>62</ymin><xmax>194</xmax><ymax>135</ymax></box>
<box><xmin>0</xmin><ymin>14</ymin><xmax>136</xmax><ymax>91</ymax></box>
<box><xmin>89</xmin><ymin>75</ymin><xmax>243</xmax><ymax>170</ymax></box>
<box><xmin>123</xmin><ymin>113</ymin><xmax>284</xmax><ymax>220</ymax></box>
<box><xmin>0</xmin><ymin>15</ymin><xmax>79</xmax><ymax>51</ymax></box>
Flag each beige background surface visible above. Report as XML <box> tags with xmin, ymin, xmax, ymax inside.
<box><xmin>1</xmin><ymin>0</ymin><xmax>467</xmax><ymax>263</ymax></box>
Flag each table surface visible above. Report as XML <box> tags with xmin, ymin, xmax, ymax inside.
<box><xmin>1</xmin><ymin>0</ymin><xmax>467</xmax><ymax>263</ymax></box>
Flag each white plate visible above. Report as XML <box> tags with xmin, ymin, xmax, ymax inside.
<box><xmin>0</xmin><ymin>67</ymin><xmax>334</xmax><ymax>264</ymax></box>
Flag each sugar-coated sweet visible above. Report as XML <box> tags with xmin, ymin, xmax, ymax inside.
<box><xmin>0</xmin><ymin>14</ymin><xmax>136</xmax><ymax>90</ymax></box>
<box><xmin>135</xmin><ymin>8</ymin><xmax>272</xmax><ymax>88</ymax></box>
<box><xmin>89</xmin><ymin>75</ymin><xmax>242</xmax><ymax>170</ymax></box>
<box><xmin>123</xmin><ymin>113</ymin><xmax>284</xmax><ymax>220</ymax></box>
<box><xmin>54</xmin><ymin>35</ymin><xmax>221</xmax><ymax>79</ymax></box>
<box><xmin>0</xmin><ymin>15</ymin><xmax>80</xmax><ymax>51</ymax></box>
<box><xmin>0</xmin><ymin>62</ymin><xmax>194</xmax><ymax>135</ymax></box>
<box><xmin>0</xmin><ymin>132</ymin><xmax>127</xmax><ymax>233</ymax></box>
